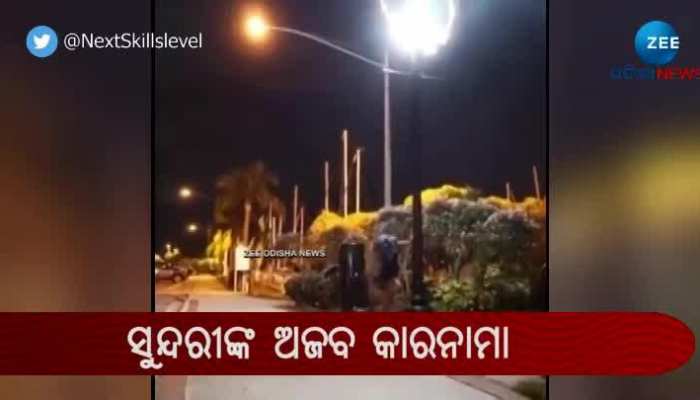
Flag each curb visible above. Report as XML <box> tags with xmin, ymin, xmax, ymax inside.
<box><xmin>447</xmin><ymin>376</ymin><xmax>529</xmax><ymax>400</ymax></box>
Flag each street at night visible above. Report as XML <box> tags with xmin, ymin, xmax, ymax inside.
<box><xmin>155</xmin><ymin>0</ymin><xmax>545</xmax><ymax>398</ymax></box>
<box><xmin>5</xmin><ymin>0</ymin><xmax>700</xmax><ymax>397</ymax></box>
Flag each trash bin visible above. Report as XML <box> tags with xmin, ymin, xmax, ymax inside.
<box><xmin>376</xmin><ymin>234</ymin><xmax>400</xmax><ymax>286</ymax></box>
<box><xmin>339</xmin><ymin>240</ymin><xmax>369</xmax><ymax>311</ymax></box>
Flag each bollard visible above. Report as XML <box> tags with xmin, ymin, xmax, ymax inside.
<box><xmin>339</xmin><ymin>240</ymin><xmax>369</xmax><ymax>311</ymax></box>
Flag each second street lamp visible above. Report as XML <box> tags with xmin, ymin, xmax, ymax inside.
<box><xmin>381</xmin><ymin>0</ymin><xmax>456</xmax><ymax>311</ymax></box>
<box><xmin>179</xmin><ymin>186</ymin><xmax>193</xmax><ymax>200</ymax></box>
<box><xmin>186</xmin><ymin>223</ymin><xmax>200</xmax><ymax>234</ymax></box>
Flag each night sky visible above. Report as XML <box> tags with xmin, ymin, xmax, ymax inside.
<box><xmin>155</xmin><ymin>0</ymin><xmax>546</xmax><ymax>253</ymax></box>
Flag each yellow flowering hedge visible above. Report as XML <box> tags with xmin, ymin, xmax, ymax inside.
<box><xmin>403</xmin><ymin>184</ymin><xmax>478</xmax><ymax>207</ymax></box>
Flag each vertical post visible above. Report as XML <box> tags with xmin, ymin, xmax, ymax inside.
<box><xmin>342</xmin><ymin>129</ymin><xmax>349</xmax><ymax>217</ymax></box>
<box><xmin>243</xmin><ymin>201</ymin><xmax>252</xmax><ymax>244</ymax></box>
<box><xmin>222</xmin><ymin>243</ymin><xmax>229</xmax><ymax>277</ymax></box>
<box><xmin>297</xmin><ymin>205</ymin><xmax>305</xmax><ymax>268</ymax></box>
<box><xmin>532</xmin><ymin>165</ymin><xmax>541</xmax><ymax>200</ymax></box>
<box><xmin>384</xmin><ymin>48</ymin><xmax>392</xmax><ymax>208</ymax></box>
<box><xmin>232</xmin><ymin>246</ymin><xmax>238</xmax><ymax>293</ymax></box>
<box><xmin>324</xmin><ymin>161</ymin><xmax>330</xmax><ymax>212</ymax></box>
<box><xmin>274</xmin><ymin>216</ymin><xmax>281</xmax><ymax>270</ymax></box>
<box><xmin>506</xmin><ymin>182</ymin><xmax>513</xmax><ymax>202</ymax></box>
<box><xmin>271</xmin><ymin>217</ymin><xmax>277</xmax><ymax>245</ymax></box>
<box><xmin>409</xmin><ymin>62</ymin><xmax>427</xmax><ymax>311</ymax></box>
<box><xmin>292</xmin><ymin>185</ymin><xmax>299</xmax><ymax>233</ymax></box>
<box><xmin>299</xmin><ymin>206</ymin><xmax>305</xmax><ymax>240</ymax></box>
<box><xmin>355</xmin><ymin>148</ymin><xmax>362</xmax><ymax>213</ymax></box>
<box><xmin>268</xmin><ymin>204</ymin><xmax>272</xmax><ymax>240</ymax></box>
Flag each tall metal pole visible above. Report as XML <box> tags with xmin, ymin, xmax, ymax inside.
<box><xmin>292</xmin><ymin>185</ymin><xmax>299</xmax><ymax>233</ymax></box>
<box><xmin>355</xmin><ymin>148</ymin><xmax>362</xmax><ymax>213</ymax></box>
<box><xmin>324</xmin><ymin>161</ymin><xmax>330</xmax><ymax>211</ymax></box>
<box><xmin>409</xmin><ymin>60</ymin><xmax>427</xmax><ymax>311</ymax></box>
<box><xmin>298</xmin><ymin>205</ymin><xmax>305</xmax><ymax>267</ymax></box>
<box><xmin>271</xmin><ymin>217</ymin><xmax>277</xmax><ymax>245</ymax></box>
<box><xmin>243</xmin><ymin>202</ymin><xmax>252</xmax><ymax>245</ymax></box>
<box><xmin>383</xmin><ymin>48</ymin><xmax>392</xmax><ymax>207</ymax></box>
<box><xmin>299</xmin><ymin>207</ymin><xmax>305</xmax><ymax>244</ymax></box>
<box><xmin>342</xmin><ymin>129</ymin><xmax>349</xmax><ymax>217</ymax></box>
<box><xmin>532</xmin><ymin>165</ymin><xmax>541</xmax><ymax>200</ymax></box>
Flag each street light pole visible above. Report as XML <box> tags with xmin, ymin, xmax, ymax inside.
<box><xmin>246</xmin><ymin>19</ymin><xmax>413</xmax><ymax>210</ymax></box>
<box><xmin>379</xmin><ymin>0</ymin><xmax>457</xmax><ymax>311</ymax></box>
<box><xmin>355</xmin><ymin>148</ymin><xmax>362</xmax><ymax>213</ymax></box>
<box><xmin>383</xmin><ymin>49</ymin><xmax>392</xmax><ymax>207</ymax></box>
<box><xmin>409</xmin><ymin>60</ymin><xmax>427</xmax><ymax>311</ymax></box>
<box><xmin>292</xmin><ymin>185</ymin><xmax>299</xmax><ymax>233</ymax></box>
<box><xmin>324</xmin><ymin>161</ymin><xmax>330</xmax><ymax>212</ymax></box>
<box><xmin>342</xmin><ymin>129</ymin><xmax>349</xmax><ymax>217</ymax></box>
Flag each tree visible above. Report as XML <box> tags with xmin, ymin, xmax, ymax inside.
<box><xmin>214</xmin><ymin>161</ymin><xmax>283</xmax><ymax>244</ymax></box>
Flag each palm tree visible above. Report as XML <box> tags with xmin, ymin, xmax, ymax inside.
<box><xmin>214</xmin><ymin>161</ymin><xmax>283</xmax><ymax>245</ymax></box>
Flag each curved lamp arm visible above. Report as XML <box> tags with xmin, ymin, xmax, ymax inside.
<box><xmin>270</xmin><ymin>26</ymin><xmax>440</xmax><ymax>80</ymax></box>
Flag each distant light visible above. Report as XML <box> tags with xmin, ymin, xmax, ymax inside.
<box><xmin>186</xmin><ymin>223</ymin><xmax>199</xmax><ymax>233</ymax></box>
<box><xmin>245</xmin><ymin>15</ymin><xmax>269</xmax><ymax>41</ymax></box>
<box><xmin>179</xmin><ymin>187</ymin><xmax>193</xmax><ymax>199</ymax></box>
<box><xmin>381</xmin><ymin>0</ymin><xmax>456</xmax><ymax>57</ymax></box>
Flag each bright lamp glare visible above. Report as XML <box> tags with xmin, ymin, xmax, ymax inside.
<box><xmin>246</xmin><ymin>15</ymin><xmax>269</xmax><ymax>40</ymax></box>
<box><xmin>381</xmin><ymin>0</ymin><xmax>456</xmax><ymax>57</ymax></box>
<box><xmin>179</xmin><ymin>187</ymin><xmax>193</xmax><ymax>199</ymax></box>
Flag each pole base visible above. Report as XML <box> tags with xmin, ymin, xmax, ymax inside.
<box><xmin>410</xmin><ymin>292</ymin><xmax>430</xmax><ymax>312</ymax></box>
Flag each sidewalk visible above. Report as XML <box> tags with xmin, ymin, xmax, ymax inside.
<box><xmin>155</xmin><ymin>274</ymin><xmax>534</xmax><ymax>400</ymax></box>
<box><xmin>188</xmin><ymin>376</ymin><xmax>497</xmax><ymax>400</ymax></box>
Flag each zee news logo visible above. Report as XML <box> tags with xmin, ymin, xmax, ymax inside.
<box><xmin>611</xmin><ymin>20</ymin><xmax>700</xmax><ymax>81</ymax></box>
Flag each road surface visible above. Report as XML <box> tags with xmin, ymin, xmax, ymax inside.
<box><xmin>156</xmin><ymin>274</ymin><xmax>532</xmax><ymax>400</ymax></box>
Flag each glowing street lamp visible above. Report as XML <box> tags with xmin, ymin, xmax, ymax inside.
<box><xmin>179</xmin><ymin>186</ymin><xmax>193</xmax><ymax>199</ymax></box>
<box><xmin>381</xmin><ymin>0</ymin><xmax>456</xmax><ymax>311</ymax></box>
<box><xmin>380</xmin><ymin>0</ymin><xmax>456</xmax><ymax>57</ymax></box>
<box><xmin>186</xmin><ymin>223</ymin><xmax>200</xmax><ymax>234</ymax></box>
<box><xmin>178</xmin><ymin>186</ymin><xmax>211</xmax><ymax>201</ymax></box>
<box><xmin>245</xmin><ymin>14</ymin><xmax>269</xmax><ymax>41</ymax></box>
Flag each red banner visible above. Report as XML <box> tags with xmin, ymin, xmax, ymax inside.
<box><xmin>0</xmin><ymin>312</ymin><xmax>693</xmax><ymax>375</ymax></box>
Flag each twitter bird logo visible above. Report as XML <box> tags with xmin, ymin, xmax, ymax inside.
<box><xmin>33</xmin><ymin>34</ymin><xmax>51</xmax><ymax>49</ymax></box>
<box><xmin>26</xmin><ymin>25</ymin><xmax>58</xmax><ymax>58</ymax></box>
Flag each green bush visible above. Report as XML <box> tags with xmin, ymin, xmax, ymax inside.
<box><xmin>477</xmin><ymin>264</ymin><xmax>532</xmax><ymax>311</ymax></box>
<box><xmin>284</xmin><ymin>269</ymin><xmax>340</xmax><ymax>309</ymax></box>
<box><xmin>429</xmin><ymin>279</ymin><xmax>477</xmax><ymax>311</ymax></box>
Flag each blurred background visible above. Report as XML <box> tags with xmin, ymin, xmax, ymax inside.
<box><xmin>550</xmin><ymin>0</ymin><xmax>700</xmax><ymax>398</ymax></box>
<box><xmin>1</xmin><ymin>0</ymin><xmax>699</xmax><ymax>399</ymax></box>
<box><xmin>0</xmin><ymin>0</ymin><xmax>150</xmax><ymax>398</ymax></box>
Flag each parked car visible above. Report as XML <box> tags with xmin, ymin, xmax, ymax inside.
<box><xmin>155</xmin><ymin>262</ymin><xmax>190</xmax><ymax>283</ymax></box>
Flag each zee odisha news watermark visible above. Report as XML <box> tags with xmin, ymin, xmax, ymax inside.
<box><xmin>127</xmin><ymin>324</ymin><xmax>509</xmax><ymax>369</ymax></box>
<box><xmin>611</xmin><ymin>65</ymin><xmax>700</xmax><ymax>80</ymax></box>
<box><xmin>242</xmin><ymin>248</ymin><xmax>327</xmax><ymax>258</ymax></box>
<box><xmin>611</xmin><ymin>20</ymin><xmax>700</xmax><ymax>81</ymax></box>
